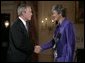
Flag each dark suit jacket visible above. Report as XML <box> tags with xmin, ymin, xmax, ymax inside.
<box><xmin>7</xmin><ymin>18</ymin><xmax>34</xmax><ymax>62</ymax></box>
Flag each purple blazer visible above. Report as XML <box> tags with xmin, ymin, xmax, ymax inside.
<box><xmin>41</xmin><ymin>18</ymin><xmax>75</xmax><ymax>62</ymax></box>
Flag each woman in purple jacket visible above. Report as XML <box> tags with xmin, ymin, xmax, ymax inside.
<box><xmin>34</xmin><ymin>5</ymin><xmax>75</xmax><ymax>62</ymax></box>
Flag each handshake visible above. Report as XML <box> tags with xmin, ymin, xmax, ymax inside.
<box><xmin>34</xmin><ymin>45</ymin><xmax>41</xmax><ymax>54</ymax></box>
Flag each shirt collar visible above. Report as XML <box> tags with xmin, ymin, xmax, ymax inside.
<box><xmin>19</xmin><ymin>17</ymin><xmax>26</xmax><ymax>27</ymax></box>
<box><xmin>58</xmin><ymin>17</ymin><xmax>66</xmax><ymax>27</ymax></box>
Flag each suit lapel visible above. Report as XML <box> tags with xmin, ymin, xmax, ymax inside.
<box><xmin>17</xmin><ymin>18</ymin><xmax>28</xmax><ymax>36</ymax></box>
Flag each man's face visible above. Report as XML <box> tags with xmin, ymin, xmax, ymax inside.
<box><xmin>24</xmin><ymin>7</ymin><xmax>32</xmax><ymax>21</ymax></box>
<box><xmin>52</xmin><ymin>10</ymin><xmax>61</xmax><ymax>22</ymax></box>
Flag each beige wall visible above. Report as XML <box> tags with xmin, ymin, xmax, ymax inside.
<box><xmin>38</xmin><ymin>1</ymin><xmax>84</xmax><ymax>62</ymax></box>
<box><xmin>1</xmin><ymin>1</ymin><xmax>17</xmax><ymax>26</ymax></box>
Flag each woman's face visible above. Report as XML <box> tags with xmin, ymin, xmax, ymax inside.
<box><xmin>52</xmin><ymin>10</ymin><xmax>61</xmax><ymax>22</ymax></box>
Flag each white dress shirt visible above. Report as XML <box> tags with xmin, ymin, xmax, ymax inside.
<box><xmin>19</xmin><ymin>17</ymin><xmax>28</xmax><ymax>31</ymax></box>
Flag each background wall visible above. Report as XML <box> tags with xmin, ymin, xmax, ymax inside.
<box><xmin>1</xmin><ymin>1</ymin><xmax>17</xmax><ymax>26</ymax></box>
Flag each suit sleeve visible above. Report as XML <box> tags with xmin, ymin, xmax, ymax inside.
<box><xmin>10</xmin><ymin>25</ymin><xmax>34</xmax><ymax>54</ymax></box>
<box><xmin>57</xmin><ymin>23</ymin><xmax>75</xmax><ymax>62</ymax></box>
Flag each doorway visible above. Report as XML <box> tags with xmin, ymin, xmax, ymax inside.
<box><xmin>0</xmin><ymin>13</ymin><xmax>10</xmax><ymax>62</ymax></box>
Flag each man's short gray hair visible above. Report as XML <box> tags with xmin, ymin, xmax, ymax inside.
<box><xmin>17</xmin><ymin>2</ymin><xmax>31</xmax><ymax>16</ymax></box>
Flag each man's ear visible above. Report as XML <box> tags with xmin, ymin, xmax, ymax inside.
<box><xmin>59</xmin><ymin>13</ymin><xmax>62</xmax><ymax>16</ymax></box>
<box><xmin>22</xmin><ymin>9</ymin><xmax>26</xmax><ymax>15</ymax></box>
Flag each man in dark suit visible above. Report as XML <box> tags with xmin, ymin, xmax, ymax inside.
<box><xmin>6</xmin><ymin>2</ymin><xmax>34</xmax><ymax>62</ymax></box>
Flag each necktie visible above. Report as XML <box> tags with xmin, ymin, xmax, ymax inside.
<box><xmin>26</xmin><ymin>21</ymin><xmax>32</xmax><ymax>44</ymax></box>
<box><xmin>26</xmin><ymin>21</ymin><xmax>31</xmax><ymax>39</ymax></box>
<box><xmin>26</xmin><ymin>21</ymin><xmax>29</xmax><ymax>32</ymax></box>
